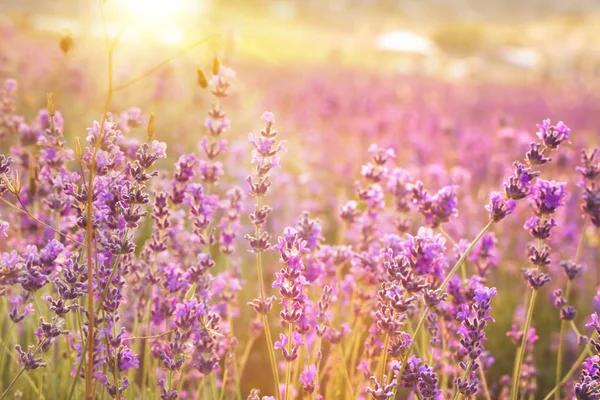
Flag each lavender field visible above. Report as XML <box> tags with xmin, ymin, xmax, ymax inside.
<box><xmin>1</xmin><ymin>1</ymin><xmax>600</xmax><ymax>399</ymax></box>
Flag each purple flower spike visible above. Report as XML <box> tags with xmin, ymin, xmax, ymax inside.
<box><xmin>486</xmin><ymin>192</ymin><xmax>516</xmax><ymax>222</ymax></box>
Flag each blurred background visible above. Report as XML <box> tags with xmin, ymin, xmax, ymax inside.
<box><xmin>2</xmin><ymin>0</ymin><xmax>600</xmax><ymax>82</ymax></box>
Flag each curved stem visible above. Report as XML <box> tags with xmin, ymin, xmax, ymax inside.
<box><xmin>113</xmin><ymin>35</ymin><xmax>218</xmax><ymax>91</ymax></box>
<box><xmin>0</xmin><ymin>197</ymin><xmax>84</xmax><ymax>246</ymax></box>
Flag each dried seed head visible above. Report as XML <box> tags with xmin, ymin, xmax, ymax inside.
<box><xmin>59</xmin><ymin>32</ymin><xmax>74</xmax><ymax>56</ymax></box>
<box><xmin>212</xmin><ymin>56</ymin><xmax>220</xmax><ymax>75</ymax></box>
<box><xmin>147</xmin><ymin>113</ymin><xmax>155</xmax><ymax>139</ymax></box>
<box><xmin>47</xmin><ymin>93</ymin><xmax>55</xmax><ymax>117</ymax></box>
<box><xmin>3</xmin><ymin>170</ymin><xmax>22</xmax><ymax>195</ymax></box>
<box><xmin>74</xmin><ymin>137</ymin><xmax>83</xmax><ymax>161</ymax></box>
<box><xmin>29</xmin><ymin>165</ymin><xmax>40</xmax><ymax>197</ymax></box>
<box><xmin>197</xmin><ymin>68</ymin><xmax>208</xmax><ymax>88</ymax></box>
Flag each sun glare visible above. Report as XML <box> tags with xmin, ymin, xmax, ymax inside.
<box><xmin>122</xmin><ymin>0</ymin><xmax>185</xmax><ymax>24</ymax></box>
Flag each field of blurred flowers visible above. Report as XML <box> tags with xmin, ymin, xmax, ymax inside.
<box><xmin>2</xmin><ymin>1</ymin><xmax>600</xmax><ymax>399</ymax></box>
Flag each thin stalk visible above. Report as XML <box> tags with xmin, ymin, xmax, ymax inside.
<box><xmin>219</xmin><ymin>361</ymin><xmax>229</xmax><ymax>400</ymax></box>
<box><xmin>336</xmin><ymin>343</ymin><xmax>354</xmax><ymax>397</ymax></box>
<box><xmin>254</xmin><ymin>195</ymin><xmax>281</xmax><ymax>400</ymax></box>
<box><xmin>38</xmin><ymin>367</ymin><xmax>44</xmax><ymax>400</ymax></box>
<box><xmin>313</xmin><ymin>336</ymin><xmax>323</xmax><ymax>398</ymax></box>
<box><xmin>510</xmin><ymin>289</ymin><xmax>537</xmax><ymax>400</ymax></box>
<box><xmin>554</xmin><ymin>280</ymin><xmax>571</xmax><ymax>400</ymax></box>
<box><xmin>0</xmin><ymin>197</ymin><xmax>84</xmax><ymax>246</ymax></box>
<box><xmin>543</xmin><ymin>344</ymin><xmax>590</xmax><ymax>400</ymax></box>
<box><xmin>193</xmin><ymin>377</ymin><xmax>205</xmax><ymax>400</ymax></box>
<box><xmin>439</xmin><ymin>226</ymin><xmax>465</xmax><ymax>280</ymax></box>
<box><xmin>285</xmin><ymin>322</ymin><xmax>293</xmax><ymax>400</ymax></box>
<box><xmin>0</xmin><ymin>322</ymin><xmax>15</xmax><ymax>379</ymax></box>
<box><xmin>555</xmin><ymin>218</ymin><xmax>589</xmax><ymax>398</ymax></box>
<box><xmin>113</xmin><ymin>36</ymin><xmax>218</xmax><ymax>91</ymax></box>
<box><xmin>113</xmin><ymin>334</ymin><xmax>120</xmax><ymax>400</ymax></box>
<box><xmin>0</xmin><ymin>367</ymin><xmax>25</xmax><ymax>400</ymax></box>
<box><xmin>237</xmin><ymin>336</ymin><xmax>256</xmax><ymax>380</ymax></box>
<box><xmin>440</xmin><ymin>322</ymin><xmax>449</xmax><ymax>394</ymax></box>
<box><xmin>210</xmin><ymin>373</ymin><xmax>218</xmax><ymax>399</ymax></box>
<box><xmin>377</xmin><ymin>334</ymin><xmax>390</xmax><ymax>383</ymax></box>
<box><xmin>479</xmin><ymin>364</ymin><xmax>492</xmax><ymax>400</ymax></box>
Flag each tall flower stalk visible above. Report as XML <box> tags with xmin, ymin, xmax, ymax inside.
<box><xmin>246</xmin><ymin>112</ymin><xmax>286</xmax><ymax>399</ymax></box>
<box><xmin>510</xmin><ymin>119</ymin><xmax>571</xmax><ymax>400</ymax></box>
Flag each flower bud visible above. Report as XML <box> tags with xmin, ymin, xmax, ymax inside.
<box><xmin>212</xmin><ymin>57</ymin><xmax>220</xmax><ymax>75</ymax></box>
<box><xmin>147</xmin><ymin>113</ymin><xmax>155</xmax><ymax>139</ymax></box>
<box><xmin>47</xmin><ymin>93</ymin><xmax>55</xmax><ymax>117</ymax></box>
<box><xmin>197</xmin><ymin>68</ymin><xmax>208</xmax><ymax>88</ymax></box>
<box><xmin>59</xmin><ymin>32</ymin><xmax>74</xmax><ymax>56</ymax></box>
<box><xmin>74</xmin><ymin>137</ymin><xmax>83</xmax><ymax>161</ymax></box>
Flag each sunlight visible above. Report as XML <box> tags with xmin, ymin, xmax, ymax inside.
<box><xmin>122</xmin><ymin>0</ymin><xmax>185</xmax><ymax>24</ymax></box>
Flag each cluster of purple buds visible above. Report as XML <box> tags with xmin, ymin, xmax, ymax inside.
<box><xmin>574</xmin><ymin>313</ymin><xmax>600</xmax><ymax>398</ymax></box>
<box><xmin>217</xmin><ymin>187</ymin><xmax>244</xmax><ymax>254</ymax></box>
<box><xmin>299</xmin><ymin>364</ymin><xmax>318</xmax><ymax>394</ymax></box>
<box><xmin>454</xmin><ymin>286</ymin><xmax>497</xmax><ymax>397</ymax></box>
<box><xmin>186</xmin><ymin>183</ymin><xmax>219</xmax><ymax>246</ymax></box>
<box><xmin>550</xmin><ymin>260</ymin><xmax>584</xmax><ymax>322</ymax></box>
<box><xmin>521</xmin><ymin>179</ymin><xmax>566</xmax><ymax>289</ymax></box>
<box><xmin>351</xmin><ymin>145</ymin><xmax>395</xmax><ymax>249</ymax></box>
<box><xmin>272</xmin><ymin>227</ymin><xmax>309</xmax><ymax>361</ymax></box>
<box><xmin>468</xmin><ymin>233</ymin><xmax>498</xmax><ymax>278</ymax></box>
<box><xmin>199</xmin><ymin>66</ymin><xmax>233</xmax><ymax>185</ymax></box>
<box><xmin>170</xmin><ymin>153</ymin><xmax>197</xmax><ymax>204</ymax></box>
<box><xmin>246</xmin><ymin>112</ymin><xmax>284</xmax><ymax>311</ymax></box>
<box><xmin>386</xmin><ymin>167</ymin><xmax>413</xmax><ymax>233</ymax></box>
<box><xmin>0</xmin><ymin>79</ymin><xmax>20</xmax><ymax>137</ymax></box>
<box><xmin>409</xmin><ymin>181</ymin><xmax>459</xmax><ymax>228</ymax></box>
<box><xmin>400</xmin><ymin>228</ymin><xmax>447</xmax><ymax>284</ymax></box>
<box><xmin>246</xmin><ymin>111</ymin><xmax>284</xmax><ymax>199</ymax></box>
<box><xmin>578</xmin><ymin>149</ymin><xmax>600</xmax><ymax>226</ymax></box>
<box><xmin>486</xmin><ymin>119</ymin><xmax>570</xmax><ymax>222</ymax></box>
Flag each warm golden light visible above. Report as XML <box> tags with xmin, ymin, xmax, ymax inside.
<box><xmin>122</xmin><ymin>0</ymin><xmax>185</xmax><ymax>24</ymax></box>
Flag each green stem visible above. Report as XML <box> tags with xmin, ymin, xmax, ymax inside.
<box><xmin>479</xmin><ymin>366</ymin><xmax>491</xmax><ymax>400</ymax></box>
<box><xmin>0</xmin><ymin>367</ymin><xmax>25</xmax><ymax>400</ymax></box>
<box><xmin>543</xmin><ymin>343</ymin><xmax>591</xmax><ymax>400</ymax></box>
<box><xmin>510</xmin><ymin>289</ymin><xmax>538</xmax><ymax>400</ymax></box>
<box><xmin>439</xmin><ymin>226</ymin><xmax>465</xmax><ymax>280</ymax></box>
<box><xmin>210</xmin><ymin>373</ymin><xmax>218</xmax><ymax>399</ymax></box>
<box><xmin>336</xmin><ymin>343</ymin><xmax>355</xmax><ymax>397</ymax></box>
<box><xmin>285</xmin><ymin>323</ymin><xmax>292</xmax><ymax>400</ymax></box>
<box><xmin>554</xmin><ymin>280</ymin><xmax>572</xmax><ymax>400</ymax></box>
<box><xmin>254</xmin><ymin>196</ymin><xmax>281</xmax><ymax>400</ymax></box>
<box><xmin>377</xmin><ymin>334</ymin><xmax>390</xmax><ymax>384</ymax></box>
<box><xmin>0</xmin><ymin>322</ymin><xmax>15</xmax><ymax>380</ymax></box>
<box><xmin>237</xmin><ymin>336</ymin><xmax>256</xmax><ymax>382</ymax></box>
